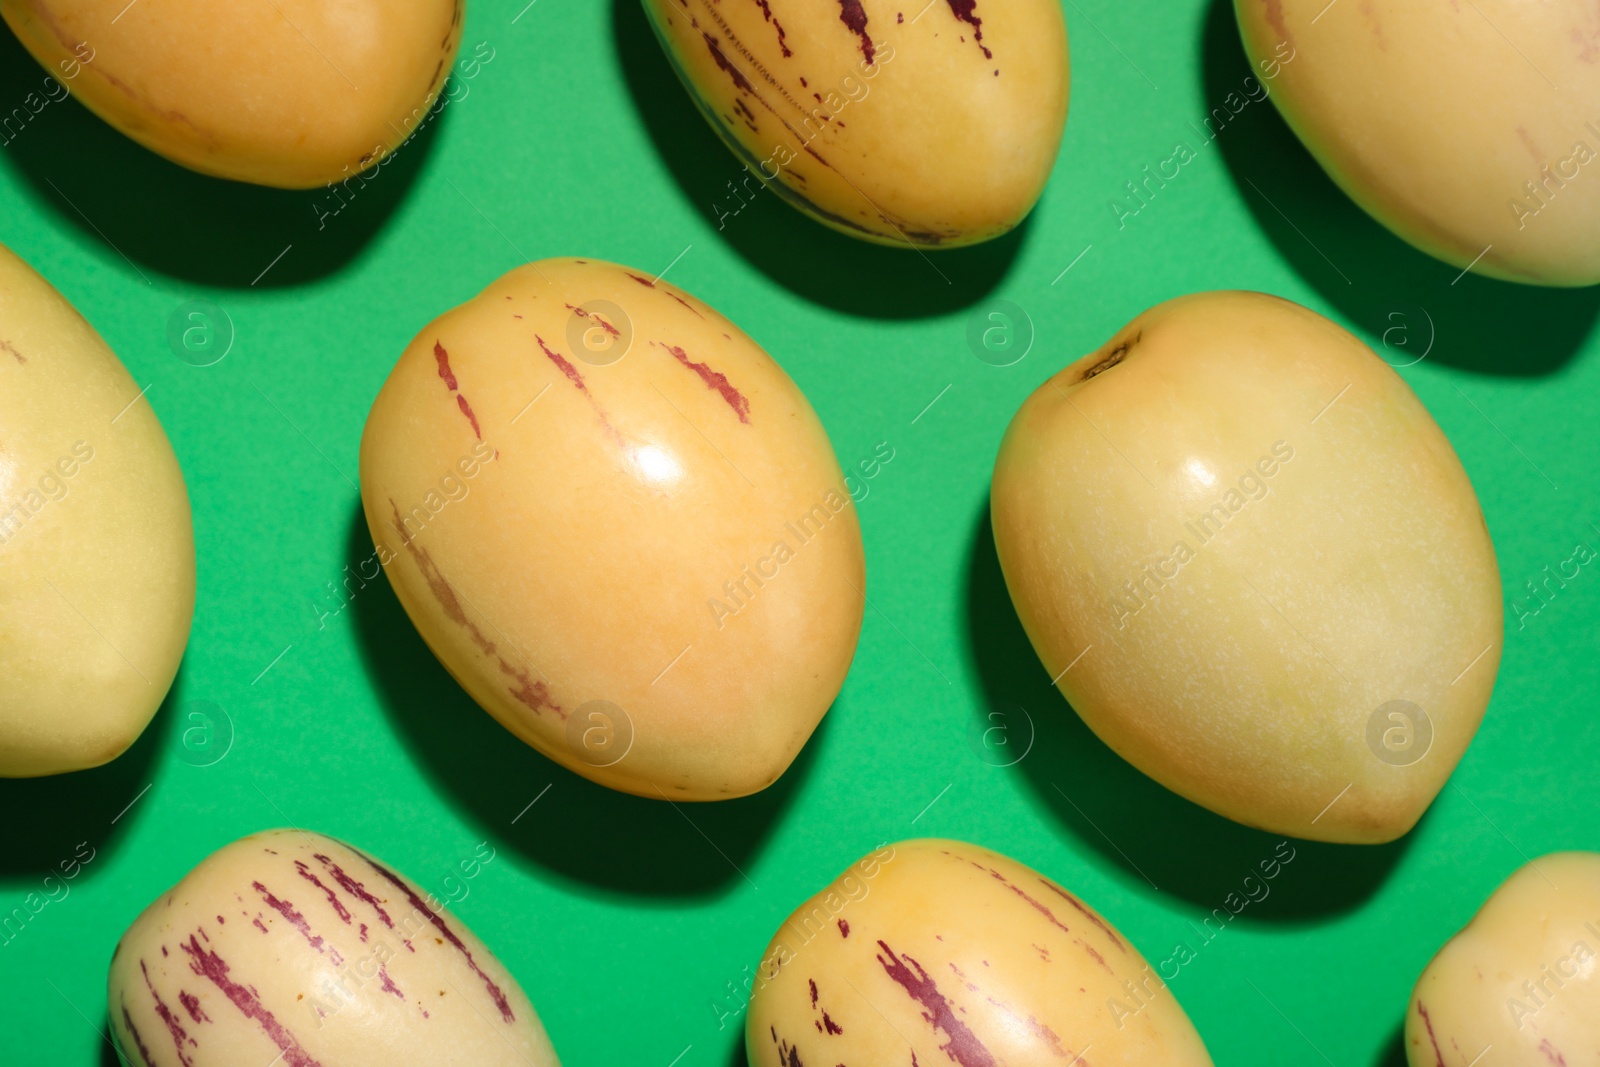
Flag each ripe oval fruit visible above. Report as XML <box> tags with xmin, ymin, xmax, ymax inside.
<box><xmin>359</xmin><ymin>258</ymin><xmax>864</xmax><ymax>800</ymax></box>
<box><xmin>1405</xmin><ymin>853</ymin><xmax>1600</xmax><ymax>1065</ymax></box>
<box><xmin>0</xmin><ymin>0</ymin><xmax>463</xmax><ymax>188</ymax></box>
<box><xmin>991</xmin><ymin>291</ymin><xmax>1501</xmax><ymax>844</ymax></box>
<box><xmin>109</xmin><ymin>829</ymin><xmax>561</xmax><ymax>1067</ymax></box>
<box><xmin>1235</xmin><ymin>0</ymin><xmax>1600</xmax><ymax>285</ymax></box>
<box><xmin>747</xmin><ymin>839</ymin><xmax>1215</xmax><ymax>1066</ymax></box>
<box><xmin>0</xmin><ymin>241</ymin><xmax>193</xmax><ymax>777</ymax></box>
<box><xmin>642</xmin><ymin>0</ymin><xmax>1069</xmax><ymax>247</ymax></box>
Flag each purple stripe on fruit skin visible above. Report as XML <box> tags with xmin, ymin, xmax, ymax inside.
<box><xmin>295</xmin><ymin>861</ymin><xmax>353</xmax><ymax>923</ymax></box>
<box><xmin>1038</xmin><ymin>878</ymin><xmax>1124</xmax><ymax>951</ymax></box>
<box><xmin>659</xmin><ymin>342</ymin><xmax>751</xmax><ymax>422</ymax></box>
<box><xmin>313</xmin><ymin>854</ymin><xmax>395</xmax><ymax>929</ymax></box>
<box><xmin>749</xmin><ymin>0</ymin><xmax>791</xmax><ymax>56</ymax></box>
<box><xmin>178</xmin><ymin>991</ymin><xmax>209</xmax><ymax>1025</ymax></box>
<box><xmin>180</xmin><ymin>933</ymin><xmax>323</xmax><ymax>1067</ymax></box>
<box><xmin>876</xmin><ymin>940</ymin><xmax>996</xmax><ymax>1067</ymax></box>
<box><xmin>971</xmin><ymin>862</ymin><xmax>1111</xmax><ymax>972</ymax></box>
<box><xmin>532</xmin><ymin>336</ymin><xmax>624</xmax><ymax>448</ymax></box>
<box><xmin>357</xmin><ymin>852</ymin><xmax>516</xmax><ymax>1023</ymax></box>
<box><xmin>121</xmin><ymin>1003</ymin><xmax>158</xmax><ymax>1067</ymax></box>
<box><xmin>973</xmin><ymin>863</ymin><xmax>1070</xmax><ymax>936</ymax></box>
<box><xmin>1417</xmin><ymin>1001</ymin><xmax>1447</xmax><ymax>1067</ymax></box>
<box><xmin>252</xmin><ymin>881</ymin><xmax>344</xmax><ymax>963</ymax></box>
<box><xmin>383</xmin><ymin>499</ymin><xmax>565</xmax><ymax>721</ymax></box>
<box><xmin>378</xmin><ymin>963</ymin><xmax>406</xmax><ymax>1002</ymax></box>
<box><xmin>141</xmin><ymin>960</ymin><xmax>196</xmax><ymax>1067</ymax></box>
<box><xmin>535</xmin><ymin>334</ymin><xmax>592</xmax><ymax>396</ymax></box>
<box><xmin>837</xmin><ymin>0</ymin><xmax>876</xmax><ymax>64</ymax></box>
<box><xmin>565</xmin><ymin>304</ymin><xmax>621</xmax><ymax>338</ymax></box>
<box><xmin>944</xmin><ymin>0</ymin><xmax>993</xmax><ymax>59</ymax></box>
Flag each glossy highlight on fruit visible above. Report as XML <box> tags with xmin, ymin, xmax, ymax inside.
<box><xmin>109</xmin><ymin>828</ymin><xmax>561</xmax><ymax>1067</ymax></box>
<box><xmin>1406</xmin><ymin>853</ymin><xmax>1600</xmax><ymax>1065</ymax></box>
<box><xmin>359</xmin><ymin>257</ymin><xmax>864</xmax><ymax>800</ymax></box>
<box><xmin>991</xmin><ymin>291</ymin><xmax>1502</xmax><ymax>844</ymax></box>
<box><xmin>1236</xmin><ymin>0</ymin><xmax>1600</xmax><ymax>286</ymax></box>
<box><xmin>0</xmin><ymin>240</ymin><xmax>194</xmax><ymax>777</ymax></box>
<box><xmin>642</xmin><ymin>0</ymin><xmax>1069</xmax><ymax>247</ymax></box>
<box><xmin>0</xmin><ymin>0</ymin><xmax>464</xmax><ymax>188</ymax></box>
<box><xmin>746</xmin><ymin>839</ymin><xmax>1214</xmax><ymax>1065</ymax></box>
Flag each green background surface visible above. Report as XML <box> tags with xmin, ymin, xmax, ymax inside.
<box><xmin>1</xmin><ymin>0</ymin><xmax>1596</xmax><ymax>1064</ymax></box>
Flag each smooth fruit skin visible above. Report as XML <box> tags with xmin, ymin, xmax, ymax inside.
<box><xmin>642</xmin><ymin>0</ymin><xmax>1068</xmax><ymax>248</ymax></box>
<box><xmin>0</xmin><ymin>241</ymin><xmax>194</xmax><ymax>777</ymax></box>
<box><xmin>991</xmin><ymin>292</ymin><xmax>1502</xmax><ymax>844</ymax></box>
<box><xmin>0</xmin><ymin>0</ymin><xmax>463</xmax><ymax>188</ymax></box>
<box><xmin>746</xmin><ymin>839</ymin><xmax>1215</xmax><ymax>1066</ymax></box>
<box><xmin>1236</xmin><ymin>0</ymin><xmax>1600</xmax><ymax>286</ymax></box>
<box><xmin>108</xmin><ymin>829</ymin><xmax>561</xmax><ymax>1067</ymax></box>
<box><xmin>359</xmin><ymin>258</ymin><xmax>864</xmax><ymax>801</ymax></box>
<box><xmin>1405</xmin><ymin>853</ymin><xmax>1600</xmax><ymax>1065</ymax></box>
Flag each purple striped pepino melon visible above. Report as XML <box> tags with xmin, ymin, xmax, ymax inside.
<box><xmin>747</xmin><ymin>839</ymin><xmax>1214</xmax><ymax>1065</ymax></box>
<box><xmin>642</xmin><ymin>0</ymin><xmax>1069</xmax><ymax>247</ymax></box>
<box><xmin>108</xmin><ymin>829</ymin><xmax>560</xmax><ymax>1067</ymax></box>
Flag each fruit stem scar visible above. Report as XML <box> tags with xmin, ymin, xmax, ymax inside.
<box><xmin>1080</xmin><ymin>331</ymin><xmax>1141</xmax><ymax>382</ymax></box>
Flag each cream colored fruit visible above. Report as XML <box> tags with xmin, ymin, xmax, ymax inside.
<box><xmin>109</xmin><ymin>829</ymin><xmax>561</xmax><ymax>1067</ymax></box>
<box><xmin>1236</xmin><ymin>0</ymin><xmax>1600</xmax><ymax>286</ymax></box>
<box><xmin>359</xmin><ymin>258</ymin><xmax>863</xmax><ymax>800</ymax></box>
<box><xmin>747</xmin><ymin>839</ymin><xmax>1214</xmax><ymax>1066</ymax></box>
<box><xmin>643</xmin><ymin>0</ymin><xmax>1068</xmax><ymax>248</ymax></box>
<box><xmin>0</xmin><ymin>242</ymin><xmax>193</xmax><ymax>777</ymax></box>
<box><xmin>1405</xmin><ymin>853</ymin><xmax>1600</xmax><ymax>1065</ymax></box>
<box><xmin>991</xmin><ymin>291</ymin><xmax>1501</xmax><ymax>844</ymax></box>
<box><xmin>1</xmin><ymin>0</ymin><xmax>463</xmax><ymax>188</ymax></box>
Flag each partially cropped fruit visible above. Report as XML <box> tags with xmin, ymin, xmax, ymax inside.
<box><xmin>109</xmin><ymin>829</ymin><xmax>561</xmax><ymax>1066</ymax></box>
<box><xmin>0</xmin><ymin>241</ymin><xmax>194</xmax><ymax>777</ymax></box>
<box><xmin>0</xmin><ymin>0</ymin><xmax>463</xmax><ymax>188</ymax></box>
<box><xmin>1406</xmin><ymin>853</ymin><xmax>1600</xmax><ymax>1065</ymax></box>
<box><xmin>991</xmin><ymin>291</ymin><xmax>1501</xmax><ymax>843</ymax></box>
<box><xmin>359</xmin><ymin>257</ymin><xmax>863</xmax><ymax>800</ymax></box>
<box><xmin>642</xmin><ymin>0</ymin><xmax>1069</xmax><ymax>248</ymax></box>
<box><xmin>1236</xmin><ymin>0</ymin><xmax>1600</xmax><ymax>285</ymax></box>
<box><xmin>748</xmin><ymin>839</ymin><xmax>1214</xmax><ymax>1065</ymax></box>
